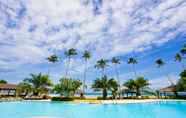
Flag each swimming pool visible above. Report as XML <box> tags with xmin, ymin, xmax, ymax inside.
<box><xmin>0</xmin><ymin>101</ymin><xmax>186</xmax><ymax>118</ymax></box>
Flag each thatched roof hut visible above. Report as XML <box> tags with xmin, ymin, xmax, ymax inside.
<box><xmin>0</xmin><ymin>84</ymin><xmax>17</xmax><ymax>90</ymax></box>
<box><xmin>159</xmin><ymin>85</ymin><xmax>176</xmax><ymax>92</ymax></box>
<box><xmin>0</xmin><ymin>84</ymin><xmax>17</xmax><ymax>96</ymax></box>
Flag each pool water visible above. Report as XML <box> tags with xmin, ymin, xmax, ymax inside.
<box><xmin>0</xmin><ymin>101</ymin><xmax>186</xmax><ymax>118</ymax></box>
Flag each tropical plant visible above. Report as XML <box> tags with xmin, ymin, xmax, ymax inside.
<box><xmin>47</xmin><ymin>54</ymin><xmax>59</xmax><ymax>75</ymax></box>
<box><xmin>180</xmin><ymin>69</ymin><xmax>186</xmax><ymax>77</ymax></box>
<box><xmin>17</xmin><ymin>82</ymin><xmax>33</xmax><ymax>96</ymax></box>
<box><xmin>82</xmin><ymin>50</ymin><xmax>91</xmax><ymax>95</ymax></box>
<box><xmin>180</xmin><ymin>44</ymin><xmax>186</xmax><ymax>55</ymax></box>
<box><xmin>155</xmin><ymin>58</ymin><xmax>165</xmax><ymax>67</ymax></box>
<box><xmin>111</xmin><ymin>57</ymin><xmax>121</xmax><ymax>98</ymax></box>
<box><xmin>155</xmin><ymin>58</ymin><xmax>173</xmax><ymax>85</ymax></box>
<box><xmin>175</xmin><ymin>53</ymin><xmax>185</xmax><ymax>69</ymax></box>
<box><xmin>53</xmin><ymin>77</ymin><xmax>82</xmax><ymax>97</ymax></box>
<box><xmin>176</xmin><ymin>70</ymin><xmax>186</xmax><ymax>91</ymax></box>
<box><xmin>47</xmin><ymin>54</ymin><xmax>59</xmax><ymax>63</ymax></box>
<box><xmin>134</xmin><ymin>77</ymin><xmax>149</xmax><ymax>96</ymax></box>
<box><xmin>155</xmin><ymin>58</ymin><xmax>178</xmax><ymax>96</ymax></box>
<box><xmin>123</xmin><ymin>79</ymin><xmax>136</xmax><ymax>91</ymax></box>
<box><xmin>127</xmin><ymin>57</ymin><xmax>138</xmax><ymax>77</ymax></box>
<box><xmin>123</xmin><ymin>77</ymin><xmax>149</xmax><ymax>97</ymax></box>
<box><xmin>24</xmin><ymin>73</ymin><xmax>53</xmax><ymax>96</ymax></box>
<box><xmin>64</xmin><ymin>48</ymin><xmax>77</xmax><ymax>77</ymax></box>
<box><xmin>110</xmin><ymin>80</ymin><xmax>119</xmax><ymax>99</ymax></box>
<box><xmin>95</xmin><ymin>59</ymin><xmax>109</xmax><ymax>77</ymax></box>
<box><xmin>0</xmin><ymin>79</ymin><xmax>7</xmax><ymax>84</ymax></box>
<box><xmin>92</xmin><ymin>75</ymin><xmax>118</xmax><ymax>99</ymax></box>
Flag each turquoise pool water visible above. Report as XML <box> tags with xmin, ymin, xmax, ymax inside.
<box><xmin>0</xmin><ymin>101</ymin><xmax>186</xmax><ymax>118</ymax></box>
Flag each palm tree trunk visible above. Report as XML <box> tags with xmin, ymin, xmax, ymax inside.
<box><xmin>136</xmin><ymin>88</ymin><xmax>140</xmax><ymax>97</ymax></box>
<box><xmin>65</xmin><ymin>57</ymin><xmax>71</xmax><ymax>78</ymax></box>
<box><xmin>163</xmin><ymin>67</ymin><xmax>174</xmax><ymax>85</ymax></box>
<box><xmin>103</xmin><ymin>89</ymin><xmax>107</xmax><ymax>100</ymax></box>
<box><xmin>47</xmin><ymin>67</ymin><xmax>50</xmax><ymax>77</ymax></box>
<box><xmin>163</xmin><ymin>67</ymin><xmax>179</xmax><ymax>97</ymax></box>
<box><xmin>132</xmin><ymin>64</ymin><xmax>137</xmax><ymax>78</ymax></box>
<box><xmin>114</xmin><ymin>65</ymin><xmax>121</xmax><ymax>99</ymax></box>
<box><xmin>181</xmin><ymin>62</ymin><xmax>185</xmax><ymax>70</ymax></box>
<box><xmin>102</xmin><ymin>68</ymin><xmax>105</xmax><ymax>77</ymax></box>
<box><xmin>83</xmin><ymin>60</ymin><xmax>87</xmax><ymax>95</ymax></box>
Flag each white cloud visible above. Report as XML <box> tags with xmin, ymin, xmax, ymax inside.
<box><xmin>150</xmin><ymin>74</ymin><xmax>179</xmax><ymax>89</ymax></box>
<box><xmin>0</xmin><ymin>0</ymin><xmax>185</xmax><ymax>78</ymax></box>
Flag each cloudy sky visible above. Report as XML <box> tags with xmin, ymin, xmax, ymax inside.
<box><xmin>0</xmin><ymin>0</ymin><xmax>186</xmax><ymax>90</ymax></box>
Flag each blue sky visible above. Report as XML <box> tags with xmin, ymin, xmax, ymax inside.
<box><xmin>0</xmin><ymin>0</ymin><xmax>186</xmax><ymax>90</ymax></box>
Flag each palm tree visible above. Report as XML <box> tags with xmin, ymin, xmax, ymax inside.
<box><xmin>155</xmin><ymin>58</ymin><xmax>174</xmax><ymax>85</ymax></box>
<box><xmin>127</xmin><ymin>57</ymin><xmax>138</xmax><ymax>77</ymax></box>
<box><xmin>92</xmin><ymin>75</ymin><xmax>118</xmax><ymax>99</ymax></box>
<box><xmin>175</xmin><ymin>53</ymin><xmax>185</xmax><ymax>70</ymax></box>
<box><xmin>47</xmin><ymin>54</ymin><xmax>59</xmax><ymax>75</ymax></box>
<box><xmin>111</xmin><ymin>57</ymin><xmax>121</xmax><ymax>98</ymax></box>
<box><xmin>54</xmin><ymin>77</ymin><xmax>82</xmax><ymax>97</ymax></box>
<box><xmin>0</xmin><ymin>79</ymin><xmax>7</xmax><ymax>84</ymax></box>
<box><xmin>24</xmin><ymin>73</ymin><xmax>53</xmax><ymax>96</ymax></box>
<box><xmin>123</xmin><ymin>79</ymin><xmax>136</xmax><ymax>91</ymax></box>
<box><xmin>180</xmin><ymin>44</ymin><xmax>186</xmax><ymax>55</ymax></box>
<box><xmin>123</xmin><ymin>77</ymin><xmax>149</xmax><ymax>97</ymax></box>
<box><xmin>17</xmin><ymin>82</ymin><xmax>33</xmax><ymax>96</ymax></box>
<box><xmin>134</xmin><ymin>77</ymin><xmax>149</xmax><ymax>96</ymax></box>
<box><xmin>64</xmin><ymin>48</ymin><xmax>77</xmax><ymax>77</ymax></box>
<box><xmin>47</xmin><ymin>55</ymin><xmax>59</xmax><ymax>63</ymax></box>
<box><xmin>82</xmin><ymin>50</ymin><xmax>91</xmax><ymax>95</ymax></box>
<box><xmin>176</xmin><ymin>70</ymin><xmax>186</xmax><ymax>91</ymax></box>
<box><xmin>95</xmin><ymin>59</ymin><xmax>109</xmax><ymax>77</ymax></box>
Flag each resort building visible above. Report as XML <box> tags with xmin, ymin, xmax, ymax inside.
<box><xmin>0</xmin><ymin>84</ymin><xmax>17</xmax><ymax>96</ymax></box>
<box><xmin>159</xmin><ymin>85</ymin><xmax>177</xmax><ymax>97</ymax></box>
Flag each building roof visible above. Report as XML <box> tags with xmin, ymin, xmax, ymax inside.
<box><xmin>159</xmin><ymin>85</ymin><xmax>176</xmax><ymax>92</ymax></box>
<box><xmin>0</xmin><ymin>84</ymin><xmax>17</xmax><ymax>89</ymax></box>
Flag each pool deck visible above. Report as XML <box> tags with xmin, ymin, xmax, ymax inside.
<box><xmin>100</xmin><ymin>99</ymin><xmax>186</xmax><ymax>104</ymax></box>
<box><xmin>72</xmin><ymin>99</ymin><xmax>186</xmax><ymax>104</ymax></box>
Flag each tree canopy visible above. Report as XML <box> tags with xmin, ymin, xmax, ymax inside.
<box><xmin>24</xmin><ymin>73</ymin><xmax>53</xmax><ymax>96</ymax></box>
<box><xmin>0</xmin><ymin>79</ymin><xmax>7</xmax><ymax>84</ymax></box>
<box><xmin>123</xmin><ymin>77</ymin><xmax>149</xmax><ymax>96</ymax></box>
<box><xmin>92</xmin><ymin>76</ymin><xmax>118</xmax><ymax>99</ymax></box>
<box><xmin>53</xmin><ymin>77</ymin><xmax>82</xmax><ymax>97</ymax></box>
<box><xmin>176</xmin><ymin>70</ymin><xmax>186</xmax><ymax>91</ymax></box>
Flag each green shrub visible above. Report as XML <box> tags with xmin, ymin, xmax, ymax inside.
<box><xmin>97</xmin><ymin>97</ymin><xmax>105</xmax><ymax>100</ymax></box>
<box><xmin>51</xmin><ymin>97</ymin><xmax>74</xmax><ymax>101</ymax></box>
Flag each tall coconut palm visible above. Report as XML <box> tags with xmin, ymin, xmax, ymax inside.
<box><xmin>111</xmin><ymin>57</ymin><xmax>121</xmax><ymax>98</ymax></box>
<box><xmin>64</xmin><ymin>48</ymin><xmax>77</xmax><ymax>77</ymax></box>
<box><xmin>47</xmin><ymin>54</ymin><xmax>59</xmax><ymax>75</ymax></box>
<box><xmin>180</xmin><ymin>44</ymin><xmax>186</xmax><ymax>55</ymax></box>
<box><xmin>82</xmin><ymin>50</ymin><xmax>91</xmax><ymax>94</ymax></box>
<box><xmin>175</xmin><ymin>53</ymin><xmax>185</xmax><ymax>70</ymax></box>
<box><xmin>95</xmin><ymin>59</ymin><xmax>109</xmax><ymax>77</ymax></box>
<box><xmin>155</xmin><ymin>58</ymin><xmax>173</xmax><ymax>85</ymax></box>
<box><xmin>127</xmin><ymin>57</ymin><xmax>138</xmax><ymax>78</ymax></box>
<box><xmin>47</xmin><ymin>55</ymin><xmax>58</xmax><ymax>63</ymax></box>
